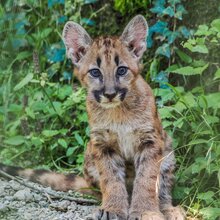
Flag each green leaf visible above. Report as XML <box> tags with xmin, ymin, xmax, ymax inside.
<box><xmin>40</xmin><ymin>28</ymin><xmax>53</xmax><ymax>39</ymax></box>
<box><xmin>218</xmin><ymin>169</ymin><xmax>220</xmax><ymax>187</ymax></box>
<box><xmin>66</xmin><ymin>147</ymin><xmax>75</xmax><ymax>157</ymax></box>
<box><xmin>173</xmin><ymin>117</ymin><xmax>184</xmax><ymax>128</ymax></box>
<box><xmin>4</xmin><ymin>136</ymin><xmax>25</xmax><ymax>146</ymax></box>
<box><xmin>183</xmin><ymin>93</ymin><xmax>196</xmax><ymax>107</ymax></box>
<box><xmin>191</xmin><ymin>158</ymin><xmax>207</xmax><ymax>174</ymax></box>
<box><xmin>42</xmin><ymin>130</ymin><xmax>59</xmax><ymax>137</ymax></box>
<box><xmin>15</xmin><ymin>51</ymin><xmax>32</xmax><ymax>61</ymax></box>
<box><xmin>205</xmin><ymin>116</ymin><xmax>219</xmax><ymax>124</ymax></box>
<box><xmin>214</xmin><ymin>68</ymin><xmax>220</xmax><ymax>80</ymax></box>
<box><xmin>175</xmin><ymin>49</ymin><xmax>192</xmax><ymax>63</ymax></box>
<box><xmin>183</xmin><ymin>41</ymin><xmax>209</xmax><ymax>53</ymax></box>
<box><xmin>170</xmin><ymin>64</ymin><xmax>209</xmax><ymax>75</ymax></box>
<box><xmin>191</xmin><ymin>45</ymin><xmax>209</xmax><ymax>54</ymax></box>
<box><xmin>51</xmin><ymin>143</ymin><xmax>58</xmax><ymax>150</ymax></box>
<box><xmin>53</xmin><ymin>101</ymin><xmax>62</xmax><ymax>115</ymax></box>
<box><xmin>153</xmin><ymin>88</ymin><xmax>174</xmax><ymax>103</ymax></box>
<box><xmin>76</xmin><ymin>153</ymin><xmax>84</xmax><ymax>164</ymax></box>
<box><xmin>211</xmin><ymin>18</ymin><xmax>220</xmax><ymax>32</ymax></box>
<box><xmin>165</xmin><ymin>64</ymin><xmax>179</xmax><ymax>72</ymax></box>
<box><xmin>31</xmin><ymin>137</ymin><xmax>43</xmax><ymax>147</ymax></box>
<box><xmin>25</xmin><ymin>107</ymin><xmax>35</xmax><ymax>119</ymax></box>
<box><xmin>74</xmin><ymin>133</ymin><xmax>84</xmax><ymax>146</ymax></box>
<box><xmin>14</xmin><ymin>73</ymin><xmax>34</xmax><ymax>91</ymax></box>
<box><xmin>195</xmin><ymin>25</ymin><xmax>211</xmax><ymax>36</ymax></box>
<box><xmin>197</xmin><ymin>191</ymin><xmax>214</xmax><ymax>202</ymax></box>
<box><xmin>158</xmin><ymin>108</ymin><xmax>173</xmax><ymax>119</ymax></box>
<box><xmin>149</xmin><ymin>58</ymin><xmax>159</xmax><ymax>80</ymax></box>
<box><xmin>200</xmin><ymin>207</ymin><xmax>220</xmax><ymax>219</ymax></box>
<box><xmin>188</xmin><ymin>139</ymin><xmax>208</xmax><ymax>145</ymax></box>
<box><xmin>205</xmin><ymin>93</ymin><xmax>220</xmax><ymax>108</ymax></box>
<box><xmin>162</xmin><ymin>120</ymin><xmax>173</xmax><ymax>129</ymax></box>
<box><xmin>58</xmin><ymin>138</ymin><xmax>68</xmax><ymax>149</ymax></box>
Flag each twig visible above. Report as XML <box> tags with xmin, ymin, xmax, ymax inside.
<box><xmin>0</xmin><ymin>170</ymin><xmax>99</xmax><ymax>205</ymax></box>
<box><xmin>44</xmin><ymin>192</ymin><xmax>53</xmax><ymax>203</ymax></box>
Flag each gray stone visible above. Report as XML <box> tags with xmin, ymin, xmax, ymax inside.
<box><xmin>0</xmin><ymin>204</ymin><xmax>9</xmax><ymax>212</ymax></box>
<box><xmin>14</xmin><ymin>189</ymin><xmax>33</xmax><ymax>202</ymax></box>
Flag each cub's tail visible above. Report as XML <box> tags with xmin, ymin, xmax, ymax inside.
<box><xmin>0</xmin><ymin>163</ymin><xmax>89</xmax><ymax>192</ymax></box>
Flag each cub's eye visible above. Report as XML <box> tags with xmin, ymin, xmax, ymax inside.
<box><xmin>116</xmin><ymin>66</ymin><xmax>128</xmax><ymax>77</ymax></box>
<box><xmin>89</xmin><ymin>69</ymin><xmax>102</xmax><ymax>78</ymax></box>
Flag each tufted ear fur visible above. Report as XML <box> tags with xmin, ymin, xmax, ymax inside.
<box><xmin>62</xmin><ymin>22</ymin><xmax>92</xmax><ymax>66</ymax></box>
<box><xmin>120</xmin><ymin>15</ymin><xmax>148</xmax><ymax>60</ymax></box>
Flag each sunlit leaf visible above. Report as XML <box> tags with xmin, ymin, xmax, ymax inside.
<box><xmin>58</xmin><ymin>139</ymin><xmax>68</xmax><ymax>149</ymax></box>
<box><xmin>14</xmin><ymin>73</ymin><xmax>33</xmax><ymax>91</ymax></box>
<box><xmin>74</xmin><ymin>133</ymin><xmax>84</xmax><ymax>146</ymax></box>
<box><xmin>42</xmin><ymin>130</ymin><xmax>60</xmax><ymax>137</ymax></box>
<box><xmin>170</xmin><ymin>64</ymin><xmax>209</xmax><ymax>75</ymax></box>
<box><xmin>200</xmin><ymin>208</ymin><xmax>220</xmax><ymax>219</ymax></box>
<box><xmin>4</xmin><ymin>136</ymin><xmax>25</xmax><ymax>146</ymax></box>
<box><xmin>214</xmin><ymin>68</ymin><xmax>220</xmax><ymax>80</ymax></box>
<box><xmin>211</xmin><ymin>18</ymin><xmax>220</xmax><ymax>32</ymax></box>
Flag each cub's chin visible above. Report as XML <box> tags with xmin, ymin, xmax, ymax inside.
<box><xmin>100</xmin><ymin>101</ymin><xmax>121</xmax><ymax>109</ymax></box>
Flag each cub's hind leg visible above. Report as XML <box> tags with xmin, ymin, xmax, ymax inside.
<box><xmin>159</xmin><ymin>136</ymin><xmax>185</xmax><ymax>220</ymax></box>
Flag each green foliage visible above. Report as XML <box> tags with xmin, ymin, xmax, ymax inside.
<box><xmin>114</xmin><ymin>0</ymin><xmax>149</xmax><ymax>15</ymax></box>
<box><xmin>156</xmin><ymin>18</ymin><xmax>220</xmax><ymax>219</ymax></box>
<box><xmin>146</xmin><ymin>0</ymin><xmax>192</xmax><ymax>89</ymax></box>
<box><xmin>0</xmin><ymin>66</ymin><xmax>88</xmax><ymax>171</ymax></box>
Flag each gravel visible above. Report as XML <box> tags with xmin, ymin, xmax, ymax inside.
<box><xmin>0</xmin><ymin>178</ymin><xmax>97</xmax><ymax>220</ymax></box>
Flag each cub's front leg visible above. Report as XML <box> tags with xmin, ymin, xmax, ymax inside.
<box><xmin>89</xmin><ymin>138</ymin><xmax>129</xmax><ymax>220</ymax></box>
<box><xmin>129</xmin><ymin>137</ymin><xmax>165</xmax><ymax>220</ymax></box>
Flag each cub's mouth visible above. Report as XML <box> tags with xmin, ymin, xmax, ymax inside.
<box><xmin>92</xmin><ymin>88</ymin><xmax>127</xmax><ymax>108</ymax></box>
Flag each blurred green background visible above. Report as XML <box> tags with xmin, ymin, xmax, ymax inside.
<box><xmin>0</xmin><ymin>0</ymin><xmax>220</xmax><ymax>219</ymax></box>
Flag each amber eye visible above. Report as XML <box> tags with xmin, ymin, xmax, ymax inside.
<box><xmin>116</xmin><ymin>66</ymin><xmax>128</xmax><ymax>77</ymax></box>
<box><xmin>89</xmin><ymin>69</ymin><xmax>102</xmax><ymax>78</ymax></box>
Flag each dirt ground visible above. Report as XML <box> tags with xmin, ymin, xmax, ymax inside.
<box><xmin>0</xmin><ymin>177</ymin><xmax>98</xmax><ymax>220</ymax></box>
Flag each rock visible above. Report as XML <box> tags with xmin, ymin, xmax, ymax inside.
<box><xmin>58</xmin><ymin>200</ymin><xmax>71</xmax><ymax>209</ymax></box>
<box><xmin>50</xmin><ymin>200</ymin><xmax>71</xmax><ymax>212</ymax></box>
<box><xmin>23</xmin><ymin>212</ymin><xmax>33</xmax><ymax>220</ymax></box>
<box><xmin>33</xmin><ymin>193</ymin><xmax>42</xmax><ymax>201</ymax></box>
<box><xmin>0</xmin><ymin>185</ymin><xmax>5</xmax><ymax>196</ymax></box>
<box><xmin>67</xmin><ymin>202</ymin><xmax>77</xmax><ymax>212</ymax></box>
<box><xmin>12</xmin><ymin>182</ymin><xmax>24</xmax><ymax>191</ymax></box>
<box><xmin>13</xmin><ymin>189</ymin><xmax>33</xmax><ymax>202</ymax></box>
<box><xmin>0</xmin><ymin>204</ymin><xmax>9</xmax><ymax>212</ymax></box>
<box><xmin>4</xmin><ymin>195</ymin><xmax>14</xmax><ymax>201</ymax></box>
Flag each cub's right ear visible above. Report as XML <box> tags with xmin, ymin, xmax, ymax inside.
<box><xmin>62</xmin><ymin>22</ymin><xmax>92</xmax><ymax>66</ymax></box>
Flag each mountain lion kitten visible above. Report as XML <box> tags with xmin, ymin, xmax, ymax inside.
<box><xmin>0</xmin><ymin>15</ymin><xmax>185</xmax><ymax>220</ymax></box>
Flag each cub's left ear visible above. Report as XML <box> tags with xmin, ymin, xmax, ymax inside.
<box><xmin>120</xmin><ymin>15</ymin><xmax>148</xmax><ymax>59</ymax></box>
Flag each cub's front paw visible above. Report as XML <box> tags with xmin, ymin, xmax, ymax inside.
<box><xmin>86</xmin><ymin>209</ymin><xmax>127</xmax><ymax>220</ymax></box>
<box><xmin>129</xmin><ymin>211</ymin><xmax>165</xmax><ymax>220</ymax></box>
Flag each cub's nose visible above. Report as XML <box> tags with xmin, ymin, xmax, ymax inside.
<box><xmin>103</xmin><ymin>91</ymin><xmax>117</xmax><ymax>101</ymax></box>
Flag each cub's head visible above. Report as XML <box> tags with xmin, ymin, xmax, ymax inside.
<box><xmin>62</xmin><ymin>15</ymin><xmax>148</xmax><ymax>109</ymax></box>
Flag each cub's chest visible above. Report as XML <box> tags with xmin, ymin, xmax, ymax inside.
<box><xmin>93</xmin><ymin>122</ymin><xmax>152</xmax><ymax>160</ymax></box>
<box><xmin>116</xmin><ymin>128</ymin><xmax>136</xmax><ymax>160</ymax></box>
